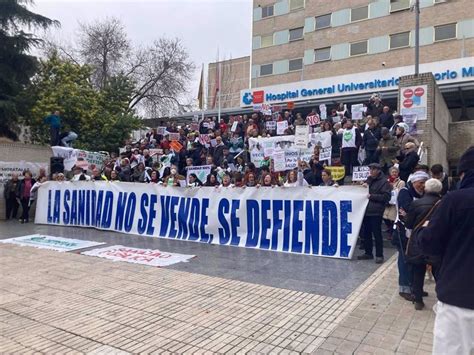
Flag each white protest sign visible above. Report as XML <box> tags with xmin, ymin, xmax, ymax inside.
<box><xmin>352</xmin><ymin>166</ymin><xmax>370</xmax><ymax>181</ymax></box>
<box><xmin>231</xmin><ymin>121</ymin><xmax>238</xmax><ymax>132</ymax></box>
<box><xmin>0</xmin><ymin>234</ymin><xmax>104</xmax><ymax>252</ymax></box>
<box><xmin>157</xmin><ymin>127</ymin><xmax>167</xmax><ymax>135</ymax></box>
<box><xmin>320</xmin><ymin>104</ymin><xmax>327</xmax><ymax>120</ymax></box>
<box><xmin>310</xmin><ymin>131</ymin><xmax>332</xmax><ymax>148</ymax></box>
<box><xmin>306</xmin><ymin>114</ymin><xmax>320</xmax><ymax>126</ymax></box>
<box><xmin>319</xmin><ymin>147</ymin><xmax>332</xmax><ymax>162</ymax></box>
<box><xmin>272</xmin><ymin>150</ymin><xmax>286</xmax><ymax>172</ymax></box>
<box><xmin>265</xmin><ymin>121</ymin><xmax>276</xmax><ymax>131</ymax></box>
<box><xmin>351</xmin><ymin>104</ymin><xmax>364</xmax><ymax>120</ymax></box>
<box><xmin>82</xmin><ymin>245</ymin><xmax>195</xmax><ymax>267</ymax></box>
<box><xmin>294</xmin><ymin>125</ymin><xmax>309</xmax><ymax>149</ymax></box>
<box><xmin>0</xmin><ymin>161</ymin><xmax>49</xmax><ymax>182</ymax></box>
<box><xmin>186</xmin><ymin>165</ymin><xmax>212</xmax><ymax>184</ymax></box>
<box><xmin>277</xmin><ymin>121</ymin><xmax>288</xmax><ymax>135</ymax></box>
<box><xmin>168</xmin><ymin>133</ymin><xmax>180</xmax><ymax>141</ymax></box>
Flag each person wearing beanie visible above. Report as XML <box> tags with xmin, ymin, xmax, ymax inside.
<box><xmin>418</xmin><ymin>146</ymin><xmax>474</xmax><ymax>353</ymax></box>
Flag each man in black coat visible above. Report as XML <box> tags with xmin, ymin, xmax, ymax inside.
<box><xmin>404</xmin><ymin>178</ymin><xmax>442</xmax><ymax>310</ymax></box>
<box><xmin>378</xmin><ymin>106</ymin><xmax>394</xmax><ymax>129</ymax></box>
<box><xmin>358</xmin><ymin>163</ymin><xmax>392</xmax><ymax>263</ymax></box>
<box><xmin>418</xmin><ymin>146</ymin><xmax>474</xmax><ymax>353</ymax></box>
<box><xmin>397</xmin><ymin>142</ymin><xmax>419</xmax><ymax>182</ymax></box>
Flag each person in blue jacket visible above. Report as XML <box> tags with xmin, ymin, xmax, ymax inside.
<box><xmin>43</xmin><ymin>110</ymin><xmax>61</xmax><ymax>146</ymax></box>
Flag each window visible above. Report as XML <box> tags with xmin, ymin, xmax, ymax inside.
<box><xmin>435</xmin><ymin>23</ymin><xmax>456</xmax><ymax>41</ymax></box>
<box><xmin>289</xmin><ymin>27</ymin><xmax>304</xmax><ymax>41</ymax></box>
<box><xmin>289</xmin><ymin>58</ymin><xmax>303</xmax><ymax>71</ymax></box>
<box><xmin>261</xmin><ymin>34</ymin><xmax>273</xmax><ymax>48</ymax></box>
<box><xmin>260</xmin><ymin>63</ymin><xmax>273</xmax><ymax>76</ymax></box>
<box><xmin>390</xmin><ymin>0</ymin><xmax>410</xmax><ymax>13</ymax></box>
<box><xmin>289</xmin><ymin>0</ymin><xmax>305</xmax><ymax>11</ymax></box>
<box><xmin>314</xmin><ymin>47</ymin><xmax>331</xmax><ymax>62</ymax></box>
<box><xmin>351</xmin><ymin>6</ymin><xmax>368</xmax><ymax>22</ymax></box>
<box><xmin>390</xmin><ymin>31</ymin><xmax>410</xmax><ymax>49</ymax></box>
<box><xmin>261</xmin><ymin>5</ymin><xmax>274</xmax><ymax>18</ymax></box>
<box><xmin>350</xmin><ymin>40</ymin><xmax>368</xmax><ymax>56</ymax></box>
<box><xmin>315</xmin><ymin>14</ymin><xmax>331</xmax><ymax>29</ymax></box>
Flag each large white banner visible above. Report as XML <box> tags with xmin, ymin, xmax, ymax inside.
<box><xmin>35</xmin><ymin>182</ymin><xmax>369</xmax><ymax>259</ymax></box>
<box><xmin>51</xmin><ymin>146</ymin><xmax>108</xmax><ymax>171</ymax></box>
<box><xmin>249</xmin><ymin>132</ymin><xmax>332</xmax><ymax>168</ymax></box>
<box><xmin>0</xmin><ymin>161</ymin><xmax>49</xmax><ymax>183</ymax></box>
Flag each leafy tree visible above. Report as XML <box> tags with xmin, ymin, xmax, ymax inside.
<box><xmin>24</xmin><ymin>54</ymin><xmax>141</xmax><ymax>151</ymax></box>
<box><xmin>0</xmin><ymin>0</ymin><xmax>58</xmax><ymax>140</ymax></box>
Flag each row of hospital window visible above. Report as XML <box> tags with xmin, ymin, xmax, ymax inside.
<box><xmin>258</xmin><ymin>0</ymin><xmax>444</xmax><ymax>22</ymax></box>
<box><xmin>256</xmin><ymin>22</ymin><xmax>461</xmax><ymax>77</ymax></box>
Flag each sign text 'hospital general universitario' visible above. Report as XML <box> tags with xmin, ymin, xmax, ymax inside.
<box><xmin>240</xmin><ymin>57</ymin><xmax>474</xmax><ymax>107</ymax></box>
<box><xmin>35</xmin><ymin>182</ymin><xmax>369</xmax><ymax>259</ymax></box>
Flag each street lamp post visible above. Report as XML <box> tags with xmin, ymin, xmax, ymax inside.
<box><xmin>414</xmin><ymin>0</ymin><xmax>420</xmax><ymax>76</ymax></box>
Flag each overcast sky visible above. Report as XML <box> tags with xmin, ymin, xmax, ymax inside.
<box><xmin>32</xmin><ymin>0</ymin><xmax>253</xmax><ymax>99</ymax></box>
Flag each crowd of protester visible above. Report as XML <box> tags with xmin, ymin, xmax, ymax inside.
<box><xmin>3</xmin><ymin>95</ymin><xmax>473</xmax><ymax>321</ymax></box>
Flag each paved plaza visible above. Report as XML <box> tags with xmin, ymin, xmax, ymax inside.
<box><xmin>0</xmin><ymin>222</ymin><xmax>436</xmax><ymax>354</ymax></box>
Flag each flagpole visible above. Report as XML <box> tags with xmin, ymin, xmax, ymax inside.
<box><xmin>218</xmin><ymin>61</ymin><xmax>222</xmax><ymax>122</ymax></box>
<box><xmin>201</xmin><ymin>63</ymin><xmax>205</xmax><ymax>122</ymax></box>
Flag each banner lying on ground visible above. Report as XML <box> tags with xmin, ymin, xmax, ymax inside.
<box><xmin>82</xmin><ymin>245</ymin><xmax>195</xmax><ymax>267</ymax></box>
<box><xmin>35</xmin><ymin>182</ymin><xmax>369</xmax><ymax>259</ymax></box>
<box><xmin>0</xmin><ymin>234</ymin><xmax>105</xmax><ymax>252</ymax></box>
<box><xmin>52</xmin><ymin>146</ymin><xmax>108</xmax><ymax>171</ymax></box>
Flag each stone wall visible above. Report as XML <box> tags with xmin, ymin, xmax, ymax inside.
<box><xmin>398</xmin><ymin>73</ymin><xmax>450</xmax><ymax>171</ymax></box>
<box><xmin>448</xmin><ymin>121</ymin><xmax>474</xmax><ymax>166</ymax></box>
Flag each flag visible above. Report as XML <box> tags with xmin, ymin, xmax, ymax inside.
<box><xmin>212</xmin><ymin>50</ymin><xmax>220</xmax><ymax>109</ymax></box>
<box><xmin>197</xmin><ymin>64</ymin><xmax>204</xmax><ymax>110</ymax></box>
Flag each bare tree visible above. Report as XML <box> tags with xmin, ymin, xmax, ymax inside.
<box><xmin>127</xmin><ymin>38</ymin><xmax>195</xmax><ymax>117</ymax></box>
<box><xmin>78</xmin><ymin>17</ymin><xmax>130</xmax><ymax>89</ymax></box>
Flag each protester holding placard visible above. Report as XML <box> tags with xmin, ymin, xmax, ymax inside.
<box><xmin>341</xmin><ymin>120</ymin><xmax>362</xmax><ymax>177</ymax></box>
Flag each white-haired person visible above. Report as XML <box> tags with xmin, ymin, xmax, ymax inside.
<box><xmin>396</xmin><ymin>170</ymin><xmax>430</xmax><ymax>301</ymax></box>
<box><xmin>404</xmin><ymin>178</ymin><xmax>443</xmax><ymax>310</ymax></box>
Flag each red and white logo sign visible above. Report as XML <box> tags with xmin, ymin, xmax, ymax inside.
<box><xmin>414</xmin><ymin>87</ymin><xmax>425</xmax><ymax>97</ymax></box>
<box><xmin>403</xmin><ymin>89</ymin><xmax>413</xmax><ymax>98</ymax></box>
<box><xmin>253</xmin><ymin>90</ymin><xmax>264</xmax><ymax>104</ymax></box>
<box><xmin>403</xmin><ymin>99</ymin><xmax>413</xmax><ymax>108</ymax></box>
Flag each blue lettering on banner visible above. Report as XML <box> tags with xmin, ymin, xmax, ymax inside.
<box><xmin>38</xmin><ymin>184</ymin><xmax>369</xmax><ymax>259</ymax></box>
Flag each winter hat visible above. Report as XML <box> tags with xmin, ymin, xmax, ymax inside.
<box><xmin>397</xmin><ymin>122</ymin><xmax>409</xmax><ymax>132</ymax></box>
<box><xmin>458</xmin><ymin>146</ymin><xmax>474</xmax><ymax>175</ymax></box>
<box><xmin>409</xmin><ymin>171</ymin><xmax>430</xmax><ymax>183</ymax></box>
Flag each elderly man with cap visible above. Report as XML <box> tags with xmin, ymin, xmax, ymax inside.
<box><xmin>397</xmin><ymin>142</ymin><xmax>420</xmax><ymax>182</ymax></box>
<box><xmin>395</xmin><ymin>170</ymin><xmax>430</xmax><ymax>301</ymax></box>
<box><xmin>417</xmin><ymin>146</ymin><xmax>474</xmax><ymax>353</ymax></box>
<box><xmin>358</xmin><ymin>163</ymin><xmax>392</xmax><ymax>263</ymax></box>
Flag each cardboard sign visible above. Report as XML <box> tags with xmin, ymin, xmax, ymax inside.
<box><xmin>294</xmin><ymin>125</ymin><xmax>309</xmax><ymax>149</ymax></box>
<box><xmin>169</xmin><ymin>141</ymin><xmax>183</xmax><ymax>152</ymax></box>
<box><xmin>277</xmin><ymin>121</ymin><xmax>288</xmax><ymax>135</ymax></box>
<box><xmin>198</xmin><ymin>134</ymin><xmax>211</xmax><ymax>146</ymax></box>
<box><xmin>168</xmin><ymin>132</ymin><xmax>180</xmax><ymax>141</ymax></box>
<box><xmin>190</xmin><ymin>123</ymin><xmax>199</xmax><ymax>131</ymax></box>
<box><xmin>231</xmin><ymin>121</ymin><xmax>238</xmax><ymax>132</ymax></box>
<box><xmin>352</xmin><ymin>166</ymin><xmax>370</xmax><ymax>181</ymax></box>
<box><xmin>306</xmin><ymin>114</ymin><xmax>320</xmax><ymax>126</ymax></box>
<box><xmin>157</xmin><ymin>127</ymin><xmax>167</xmax><ymax>135</ymax></box>
<box><xmin>272</xmin><ymin>150</ymin><xmax>286</xmax><ymax>172</ymax></box>
<box><xmin>186</xmin><ymin>165</ymin><xmax>212</xmax><ymax>185</ymax></box>
<box><xmin>325</xmin><ymin>166</ymin><xmax>345</xmax><ymax>181</ymax></box>
<box><xmin>266</xmin><ymin>121</ymin><xmax>276</xmax><ymax>131</ymax></box>
<box><xmin>351</xmin><ymin>104</ymin><xmax>364</xmax><ymax>120</ymax></box>
<box><xmin>319</xmin><ymin>147</ymin><xmax>332</xmax><ymax>162</ymax></box>
<box><xmin>319</xmin><ymin>104</ymin><xmax>327</xmax><ymax>120</ymax></box>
